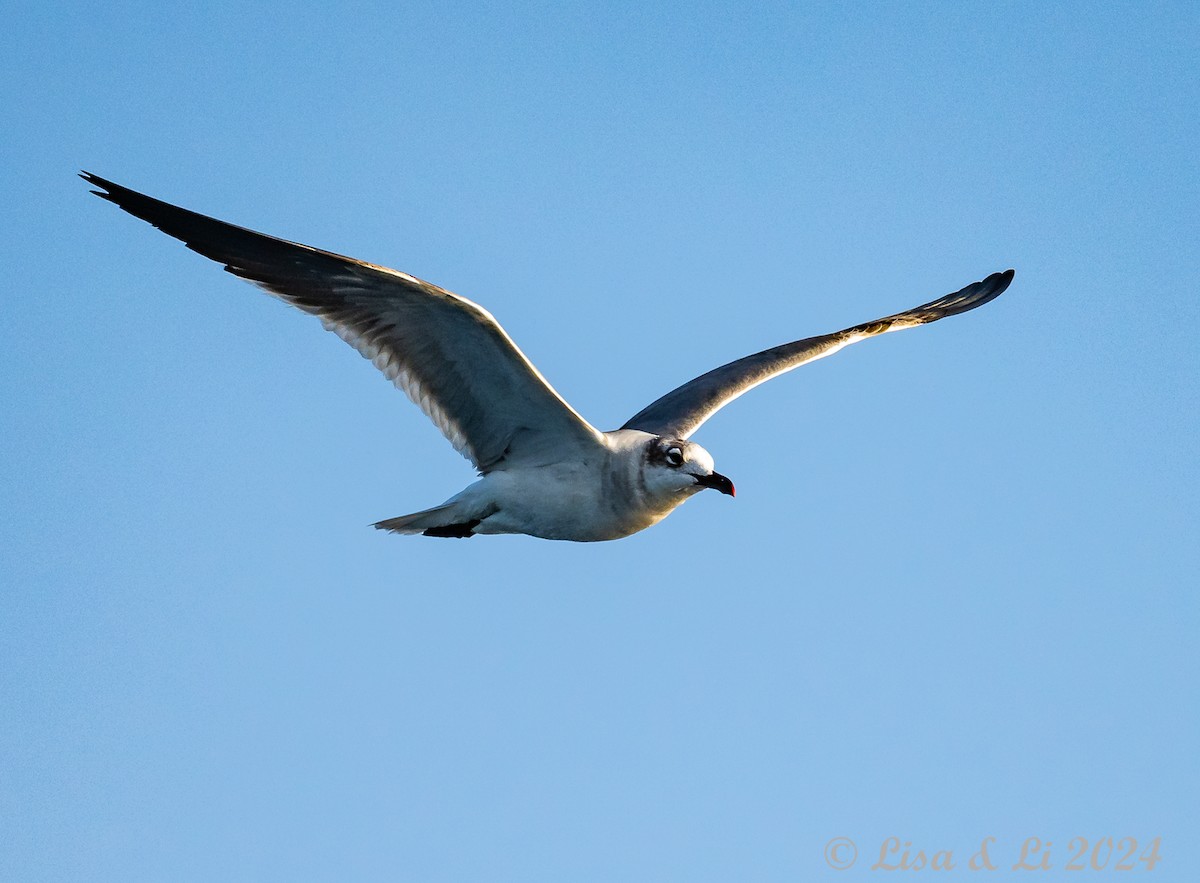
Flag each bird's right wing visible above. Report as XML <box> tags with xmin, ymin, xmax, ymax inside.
<box><xmin>621</xmin><ymin>270</ymin><xmax>1014</xmax><ymax>439</ymax></box>
<box><xmin>82</xmin><ymin>173</ymin><xmax>606</xmax><ymax>473</ymax></box>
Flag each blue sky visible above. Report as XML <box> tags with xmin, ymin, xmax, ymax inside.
<box><xmin>2</xmin><ymin>2</ymin><xmax>1197</xmax><ymax>880</ymax></box>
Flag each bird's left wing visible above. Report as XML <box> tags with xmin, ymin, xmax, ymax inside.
<box><xmin>82</xmin><ymin>172</ymin><xmax>605</xmax><ymax>472</ymax></box>
<box><xmin>622</xmin><ymin>269</ymin><xmax>1013</xmax><ymax>439</ymax></box>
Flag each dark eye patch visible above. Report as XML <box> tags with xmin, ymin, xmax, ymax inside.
<box><xmin>646</xmin><ymin>438</ymin><xmax>687</xmax><ymax>468</ymax></box>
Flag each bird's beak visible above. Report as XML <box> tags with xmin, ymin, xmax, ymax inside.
<box><xmin>694</xmin><ymin>471</ymin><xmax>736</xmax><ymax>497</ymax></box>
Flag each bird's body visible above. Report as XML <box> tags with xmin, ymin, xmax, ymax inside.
<box><xmin>395</xmin><ymin>430</ymin><xmax>695</xmax><ymax>542</ymax></box>
<box><xmin>82</xmin><ymin>172</ymin><xmax>1012</xmax><ymax>541</ymax></box>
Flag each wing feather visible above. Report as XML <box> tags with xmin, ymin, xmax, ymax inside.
<box><xmin>82</xmin><ymin>172</ymin><xmax>604</xmax><ymax>472</ymax></box>
<box><xmin>622</xmin><ymin>270</ymin><xmax>1013</xmax><ymax>439</ymax></box>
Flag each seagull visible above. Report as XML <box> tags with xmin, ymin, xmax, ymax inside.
<box><xmin>82</xmin><ymin>172</ymin><xmax>1013</xmax><ymax>541</ymax></box>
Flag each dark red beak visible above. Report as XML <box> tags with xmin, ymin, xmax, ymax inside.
<box><xmin>695</xmin><ymin>471</ymin><xmax>735</xmax><ymax>497</ymax></box>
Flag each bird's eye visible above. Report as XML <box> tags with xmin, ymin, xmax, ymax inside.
<box><xmin>665</xmin><ymin>447</ymin><xmax>684</xmax><ymax>467</ymax></box>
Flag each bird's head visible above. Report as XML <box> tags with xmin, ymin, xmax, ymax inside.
<box><xmin>642</xmin><ymin>436</ymin><xmax>735</xmax><ymax>500</ymax></box>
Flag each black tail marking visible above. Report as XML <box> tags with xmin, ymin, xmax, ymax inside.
<box><xmin>422</xmin><ymin>519</ymin><xmax>481</xmax><ymax>538</ymax></box>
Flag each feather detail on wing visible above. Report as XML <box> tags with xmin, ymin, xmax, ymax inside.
<box><xmin>82</xmin><ymin>172</ymin><xmax>604</xmax><ymax>472</ymax></box>
<box><xmin>622</xmin><ymin>269</ymin><xmax>1013</xmax><ymax>439</ymax></box>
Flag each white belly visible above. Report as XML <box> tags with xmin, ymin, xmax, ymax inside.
<box><xmin>468</xmin><ymin>463</ymin><xmax>672</xmax><ymax>542</ymax></box>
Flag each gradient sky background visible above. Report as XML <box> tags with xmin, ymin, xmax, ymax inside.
<box><xmin>2</xmin><ymin>2</ymin><xmax>1197</xmax><ymax>880</ymax></box>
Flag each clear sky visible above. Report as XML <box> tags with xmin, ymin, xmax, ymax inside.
<box><xmin>2</xmin><ymin>2</ymin><xmax>1196</xmax><ymax>880</ymax></box>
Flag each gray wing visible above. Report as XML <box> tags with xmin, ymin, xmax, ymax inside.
<box><xmin>622</xmin><ymin>269</ymin><xmax>1014</xmax><ymax>439</ymax></box>
<box><xmin>82</xmin><ymin>172</ymin><xmax>605</xmax><ymax>473</ymax></box>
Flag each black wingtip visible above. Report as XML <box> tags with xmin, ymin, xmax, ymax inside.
<box><xmin>964</xmin><ymin>268</ymin><xmax>1015</xmax><ymax>312</ymax></box>
<box><xmin>971</xmin><ymin>268</ymin><xmax>1015</xmax><ymax>302</ymax></box>
<box><xmin>80</xmin><ymin>170</ymin><xmax>121</xmax><ymax>201</ymax></box>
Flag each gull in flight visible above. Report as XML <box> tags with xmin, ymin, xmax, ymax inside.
<box><xmin>82</xmin><ymin>172</ymin><xmax>1013</xmax><ymax>542</ymax></box>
